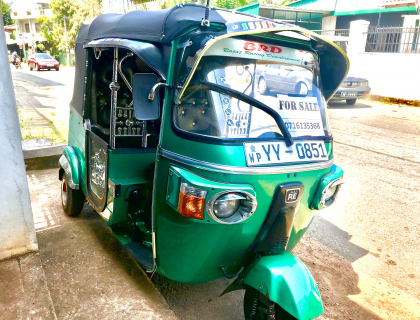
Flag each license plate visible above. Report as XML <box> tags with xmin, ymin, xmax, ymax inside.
<box><xmin>47</xmin><ymin>64</ymin><xmax>54</xmax><ymax>67</ymax></box>
<box><xmin>340</xmin><ymin>92</ymin><xmax>357</xmax><ymax>97</ymax></box>
<box><xmin>244</xmin><ymin>141</ymin><xmax>328</xmax><ymax>166</ymax></box>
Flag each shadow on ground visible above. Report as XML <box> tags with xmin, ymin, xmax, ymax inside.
<box><xmin>13</xmin><ymin>71</ymin><xmax>65</xmax><ymax>86</ymax></box>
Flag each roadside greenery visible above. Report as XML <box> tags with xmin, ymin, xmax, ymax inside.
<box><xmin>37</xmin><ymin>0</ymin><xmax>101</xmax><ymax>52</ymax></box>
<box><xmin>1</xmin><ymin>0</ymin><xmax>13</xmax><ymax>26</ymax></box>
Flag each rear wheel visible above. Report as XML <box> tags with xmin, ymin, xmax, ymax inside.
<box><xmin>258</xmin><ymin>77</ymin><xmax>268</xmax><ymax>95</ymax></box>
<box><xmin>29</xmin><ymin>63</ymin><xmax>33</xmax><ymax>71</ymax></box>
<box><xmin>61</xmin><ymin>175</ymin><xmax>85</xmax><ymax>217</ymax></box>
<box><xmin>346</xmin><ymin>98</ymin><xmax>357</xmax><ymax>105</ymax></box>
<box><xmin>244</xmin><ymin>287</ymin><xmax>297</xmax><ymax>320</ymax></box>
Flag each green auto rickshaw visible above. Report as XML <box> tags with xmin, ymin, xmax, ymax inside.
<box><xmin>59</xmin><ymin>4</ymin><xmax>348</xmax><ymax>319</ymax></box>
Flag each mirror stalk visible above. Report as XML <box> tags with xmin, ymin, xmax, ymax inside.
<box><xmin>148</xmin><ymin>83</ymin><xmax>171</xmax><ymax>101</ymax></box>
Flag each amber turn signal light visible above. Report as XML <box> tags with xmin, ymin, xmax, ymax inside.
<box><xmin>178</xmin><ymin>182</ymin><xmax>208</xmax><ymax>220</ymax></box>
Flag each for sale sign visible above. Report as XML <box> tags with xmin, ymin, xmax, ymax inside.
<box><xmin>276</xmin><ymin>95</ymin><xmax>325</xmax><ymax>137</ymax></box>
<box><xmin>204</xmin><ymin>38</ymin><xmax>316</xmax><ymax>68</ymax></box>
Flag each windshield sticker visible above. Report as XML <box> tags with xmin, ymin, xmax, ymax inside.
<box><xmin>276</xmin><ymin>95</ymin><xmax>325</xmax><ymax>136</ymax></box>
<box><xmin>204</xmin><ymin>38</ymin><xmax>315</xmax><ymax>68</ymax></box>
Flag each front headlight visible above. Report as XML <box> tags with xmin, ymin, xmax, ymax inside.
<box><xmin>320</xmin><ymin>179</ymin><xmax>344</xmax><ymax>208</ymax></box>
<box><xmin>206</xmin><ymin>191</ymin><xmax>257</xmax><ymax>224</ymax></box>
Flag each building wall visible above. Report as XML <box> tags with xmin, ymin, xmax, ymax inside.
<box><xmin>336</xmin><ymin>11</ymin><xmax>416</xmax><ymax>28</ymax></box>
<box><xmin>348</xmin><ymin>52</ymin><xmax>420</xmax><ymax>100</ymax></box>
<box><xmin>322</xmin><ymin>15</ymin><xmax>337</xmax><ymax>29</ymax></box>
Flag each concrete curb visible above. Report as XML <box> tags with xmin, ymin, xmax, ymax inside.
<box><xmin>23</xmin><ymin>144</ymin><xmax>66</xmax><ymax>171</ymax></box>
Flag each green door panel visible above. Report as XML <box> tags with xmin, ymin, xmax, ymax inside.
<box><xmin>106</xmin><ymin>149</ymin><xmax>157</xmax><ymax>225</ymax></box>
<box><xmin>243</xmin><ymin>253</ymin><xmax>323</xmax><ymax>320</ymax></box>
<box><xmin>154</xmin><ymin>155</ymin><xmax>331</xmax><ymax>283</ymax></box>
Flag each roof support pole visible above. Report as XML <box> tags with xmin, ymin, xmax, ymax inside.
<box><xmin>109</xmin><ymin>47</ymin><xmax>120</xmax><ymax>149</ymax></box>
<box><xmin>0</xmin><ymin>13</ymin><xmax>38</xmax><ymax>260</ymax></box>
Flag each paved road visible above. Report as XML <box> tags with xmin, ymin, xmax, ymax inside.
<box><xmin>11</xmin><ymin>63</ymin><xmax>75</xmax><ymax>89</ymax></box>
<box><xmin>13</xmin><ymin>65</ymin><xmax>420</xmax><ymax>319</ymax></box>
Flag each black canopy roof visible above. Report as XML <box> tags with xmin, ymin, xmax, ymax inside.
<box><xmin>76</xmin><ymin>4</ymin><xmax>292</xmax><ymax>45</ymax></box>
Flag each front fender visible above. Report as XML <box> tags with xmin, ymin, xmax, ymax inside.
<box><xmin>244</xmin><ymin>253</ymin><xmax>323</xmax><ymax>320</ymax></box>
<box><xmin>58</xmin><ymin>146</ymin><xmax>81</xmax><ymax>190</ymax></box>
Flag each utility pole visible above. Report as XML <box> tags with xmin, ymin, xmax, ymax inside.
<box><xmin>0</xmin><ymin>13</ymin><xmax>38</xmax><ymax>260</ymax></box>
<box><xmin>63</xmin><ymin>15</ymin><xmax>69</xmax><ymax>66</ymax></box>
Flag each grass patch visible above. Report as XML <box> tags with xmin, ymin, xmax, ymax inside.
<box><xmin>18</xmin><ymin>109</ymin><xmax>68</xmax><ymax>144</ymax></box>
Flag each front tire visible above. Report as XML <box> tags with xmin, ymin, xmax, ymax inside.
<box><xmin>35</xmin><ymin>63</ymin><xmax>39</xmax><ymax>71</ymax></box>
<box><xmin>244</xmin><ymin>287</ymin><xmax>296</xmax><ymax>320</ymax></box>
<box><xmin>258</xmin><ymin>77</ymin><xmax>268</xmax><ymax>95</ymax></box>
<box><xmin>29</xmin><ymin>63</ymin><xmax>33</xmax><ymax>71</ymax></box>
<box><xmin>61</xmin><ymin>175</ymin><xmax>85</xmax><ymax>217</ymax></box>
<box><xmin>346</xmin><ymin>98</ymin><xmax>357</xmax><ymax>105</ymax></box>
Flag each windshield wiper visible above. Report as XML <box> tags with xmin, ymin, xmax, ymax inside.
<box><xmin>200</xmin><ymin>80</ymin><xmax>294</xmax><ymax>147</ymax></box>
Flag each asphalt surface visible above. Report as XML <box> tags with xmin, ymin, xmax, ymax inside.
<box><xmin>13</xmin><ymin>65</ymin><xmax>420</xmax><ymax>319</ymax></box>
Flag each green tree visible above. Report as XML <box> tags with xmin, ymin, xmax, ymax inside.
<box><xmin>38</xmin><ymin>0</ymin><xmax>102</xmax><ymax>52</ymax></box>
<box><xmin>1</xmin><ymin>0</ymin><xmax>13</xmax><ymax>26</ymax></box>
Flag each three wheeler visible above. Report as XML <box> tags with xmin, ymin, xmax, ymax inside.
<box><xmin>59</xmin><ymin>4</ymin><xmax>348</xmax><ymax>319</ymax></box>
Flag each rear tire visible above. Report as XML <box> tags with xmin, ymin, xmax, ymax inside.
<box><xmin>61</xmin><ymin>175</ymin><xmax>85</xmax><ymax>217</ymax></box>
<box><xmin>258</xmin><ymin>77</ymin><xmax>268</xmax><ymax>95</ymax></box>
<box><xmin>346</xmin><ymin>98</ymin><xmax>357</xmax><ymax>105</ymax></box>
<box><xmin>29</xmin><ymin>64</ymin><xmax>33</xmax><ymax>71</ymax></box>
<box><xmin>244</xmin><ymin>287</ymin><xmax>297</xmax><ymax>320</ymax></box>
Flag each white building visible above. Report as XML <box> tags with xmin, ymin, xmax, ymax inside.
<box><xmin>12</xmin><ymin>1</ymin><xmax>53</xmax><ymax>46</ymax></box>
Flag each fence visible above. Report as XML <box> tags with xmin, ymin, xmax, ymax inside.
<box><xmin>365</xmin><ymin>26</ymin><xmax>420</xmax><ymax>53</ymax></box>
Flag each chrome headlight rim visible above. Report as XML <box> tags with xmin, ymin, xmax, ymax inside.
<box><xmin>320</xmin><ymin>179</ymin><xmax>344</xmax><ymax>208</ymax></box>
<box><xmin>206</xmin><ymin>190</ymin><xmax>257</xmax><ymax>225</ymax></box>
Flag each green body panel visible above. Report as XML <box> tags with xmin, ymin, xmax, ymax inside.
<box><xmin>67</xmin><ymin>108</ymin><xmax>86</xmax><ymax>192</ymax></box>
<box><xmin>310</xmin><ymin>164</ymin><xmax>344</xmax><ymax>210</ymax></box>
<box><xmin>106</xmin><ymin>149</ymin><xmax>156</xmax><ymax>225</ymax></box>
<box><xmin>154</xmin><ymin>154</ymin><xmax>331</xmax><ymax>283</ymax></box>
<box><xmin>243</xmin><ymin>253</ymin><xmax>323</xmax><ymax>320</ymax></box>
<box><xmin>153</xmin><ymin>37</ymin><xmax>337</xmax><ymax>284</ymax></box>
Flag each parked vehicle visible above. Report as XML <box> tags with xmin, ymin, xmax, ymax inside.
<box><xmin>256</xmin><ymin>64</ymin><xmax>313</xmax><ymax>95</ymax></box>
<box><xmin>13</xmin><ymin>56</ymin><xmax>22</xmax><ymax>69</ymax></box>
<box><xmin>28</xmin><ymin>53</ymin><xmax>59</xmax><ymax>71</ymax></box>
<box><xmin>59</xmin><ymin>5</ymin><xmax>348</xmax><ymax>319</ymax></box>
<box><xmin>330</xmin><ymin>77</ymin><xmax>371</xmax><ymax>105</ymax></box>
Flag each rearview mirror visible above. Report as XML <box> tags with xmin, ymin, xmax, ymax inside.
<box><xmin>132</xmin><ymin>73</ymin><xmax>160</xmax><ymax>121</ymax></box>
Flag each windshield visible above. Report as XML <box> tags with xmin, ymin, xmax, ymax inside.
<box><xmin>174</xmin><ymin>38</ymin><xmax>331</xmax><ymax>140</ymax></box>
<box><xmin>36</xmin><ymin>54</ymin><xmax>53</xmax><ymax>59</ymax></box>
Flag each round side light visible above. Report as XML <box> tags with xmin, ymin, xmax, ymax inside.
<box><xmin>206</xmin><ymin>191</ymin><xmax>257</xmax><ymax>224</ymax></box>
<box><xmin>320</xmin><ymin>179</ymin><xmax>344</xmax><ymax>208</ymax></box>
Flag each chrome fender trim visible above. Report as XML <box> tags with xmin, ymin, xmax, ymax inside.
<box><xmin>159</xmin><ymin>148</ymin><xmax>334</xmax><ymax>175</ymax></box>
<box><xmin>59</xmin><ymin>155</ymin><xmax>79</xmax><ymax>190</ymax></box>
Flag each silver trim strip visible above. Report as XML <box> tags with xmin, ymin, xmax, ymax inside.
<box><xmin>159</xmin><ymin>148</ymin><xmax>334</xmax><ymax>175</ymax></box>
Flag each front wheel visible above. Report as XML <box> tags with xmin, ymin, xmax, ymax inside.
<box><xmin>258</xmin><ymin>77</ymin><xmax>268</xmax><ymax>95</ymax></box>
<box><xmin>244</xmin><ymin>287</ymin><xmax>296</xmax><ymax>320</ymax></box>
<box><xmin>346</xmin><ymin>98</ymin><xmax>357</xmax><ymax>105</ymax></box>
<box><xmin>35</xmin><ymin>64</ymin><xmax>39</xmax><ymax>71</ymax></box>
<box><xmin>61</xmin><ymin>175</ymin><xmax>85</xmax><ymax>217</ymax></box>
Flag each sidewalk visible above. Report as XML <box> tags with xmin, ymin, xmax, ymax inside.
<box><xmin>0</xmin><ymin>169</ymin><xmax>178</xmax><ymax>320</ymax></box>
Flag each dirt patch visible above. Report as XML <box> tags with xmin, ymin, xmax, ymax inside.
<box><xmin>293</xmin><ymin>236</ymin><xmax>381</xmax><ymax>320</ymax></box>
<box><xmin>364</xmin><ymin>94</ymin><xmax>420</xmax><ymax>107</ymax></box>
